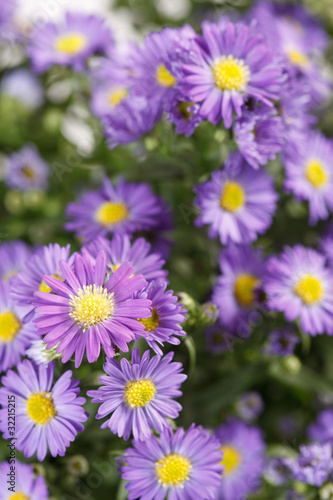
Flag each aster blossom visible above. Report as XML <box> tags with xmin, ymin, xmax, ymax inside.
<box><xmin>265</xmin><ymin>329</ymin><xmax>300</xmax><ymax>357</ymax></box>
<box><xmin>87</xmin><ymin>347</ymin><xmax>186</xmax><ymax>441</ymax></box>
<box><xmin>0</xmin><ymin>240</ymin><xmax>31</xmax><ymax>284</ymax></box>
<box><xmin>0</xmin><ymin>460</ymin><xmax>49</xmax><ymax>500</ymax></box>
<box><xmin>0</xmin><ymin>360</ymin><xmax>87</xmax><ymax>461</ymax></box>
<box><xmin>5</xmin><ymin>144</ymin><xmax>49</xmax><ymax>191</ymax></box>
<box><xmin>308</xmin><ymin>409</ymin><xmax>333</xmax><ymax>443</ymax></box>
<box><xmin>33</xmin><ymin>251</ymin><xmax>151</xmax><ymax>367</ymax></box>
<box><xmin>283</xmin><ymin>443</ymin><xmax>333</xmax><ymax>487</ymax></box>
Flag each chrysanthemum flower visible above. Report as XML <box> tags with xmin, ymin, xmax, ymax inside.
<box><xmin>204</xmin><ymin>323</ymin><xmax>235</xmax><ymax>354</ymax></box>
<box><xmin>182</xmin><ymin>20</ymin><xmax>282</xmax><ymax>128</ymax></box>
<box><xmin>283</xmin><ymin>131</ymin><xmax>333</xmax><ymax>224</ymax></box>
<box><xmin>5</xmin><ymin>145</ymin><xmax>49</xmax><ymax>191</ymax></box>
<box><xmin>284</xmin><ymin>443</ymin><xmax>333</xmax><ymax>487</ymax></box>
<box><xmin>264</xmin><ymin>245</ymin><xmax>333</xmax><ymax>335</ymax></box>
<box><xmin>66</xmin><ymin>176</ymin><xmax>166</xmax><ymax>244</ymax></box>
<box><xmin>0</xmin><ymin>281</ymin><xmax>39</xmax><ymax>373</ymax></box>
<box><xmin>87</xmin><ymin>347</ymin><xmax>186</xmax><ymax>441</ymax></box>
<box><xmin>83</xmin><ymin>235</ymin><xmax>168</xmax><ymax>283</ymax></box>
<box><xmin>27</xmin><ymin>12</ymin><xmax>114</xmax><ymax>73</ymax></box>
<box><xmin>212</xmin><ymin>244</ymin><xmax>267</xmax><ymax>332</ymax></box>
<box><xmin>236</xmin><ymin>392</ymin><xmax>264</xmax><ymax>422</ymax></box>
<box><xmin>0</xmin><ymin>240</ymin><xmax>31</xmax><ymax>284</ymax></box>
<box><xmin>33</xmin><ymin>251</ymin><xmax>151</xmax><ymax>367</ymax></box>
<box><xmin>215</xmin><ymin>419</ymin><xmax>265</xmax><ymax>500</ymax></box>
<box><xmin>194</xmin><ymin>153</ymin><xmax>278</xmax><ymax>244</ymax></box>
<box><xmin>133</xmin><ymin>281</ymin><xmax>187</xmax><ymax>355</ymax></box>
<box><xmin>265</xmin><ymin>329</ymin><xmax>300</xmax><ymax>357</ymax></box>
<box><xmin>308</xmin><ymin>409</ymin><xmax>333</xmax><ymax>444</ymax></box>
<box><xmin>121</xmin><ymin>424</ymin><xmax>223</xmax><ymax>500</ymax></box>
<box><xmin>0</xmin><ymin>360</ymin><xmax>87</xmax><ymax>461</ymax></box>
<box><xmin>0</xmin><ymin>460</ymin><xmax>49</xmax><ymax>500</ymax></box>
<box><xmin>164</xmin><ymin>95</ymin><xmax>202</xmax><ymax>136</ymax></box>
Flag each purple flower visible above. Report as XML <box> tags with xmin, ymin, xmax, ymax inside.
<box><xmin>204</xmin><ymin>323</ymin><xmax>235</xmax><ymax>354</ymax></box>
<box><xmin>212</xmin><ymin>244</ymin><xmax>267</xmax><ymax>332</ymax></box>
<box><xmin>0</xmin><ymin>360</ymin><xmax>87</xmax><ymax>461</ymax></box>
<box><xmin>33</xmin><ymin>251</ymin><xmax>151</xmax><ymax>367</ymax></box>
<box><xmin>65</xmin><ymin>176</ymin><xmax>165</xmax><ymax>244</ymax></box>
<box><xmin>27</xmin><ymin>12</ymin><xmax>114</xmax><ymax>73</ymax></box>
<box><xmin>284</xmin><ymin>443</ymin><xmax>333</xmax><ymax>487</ymax></box>
<box><xmin>308</xmin><ymin>409</ymin><xmax>333</xmax><ymax>443</ymax></box>
<box><xmin>194</xmin><ymin>153</ymin><xmax>278</xmax><ymax>245</ymax></box>
<box><xmin>0</xmin><ymin>460</ymin><xmax>49</xmax><ymax>500</ymax></box>
<box><xmin>0</xmin><ymin>281</ymin><xmax>39</xmax><ymax>373</ymax></box>
<box><xmin>5</xmin><ymin>145</ymin><xmax>49</xmax><ymax>191</ymax></box>
<box><xmin>1</xmin><ymin>68</ymin><xmax>44</xmax><ymax>109</ymax></box>
<box><xmin>283</xmin><ymin>131</ymin><xmax>333</xmax><ymax>225</ymax></box>
<box><xmin>133</xmin><ymin>281</ymin><xmax>187</xmax><ymax>355</ymax></box>
<box><xmin>0</xmin><ymin>240</ymin><xmax>31</xmax><ymax>284</ymax></box>
<box><xmin>164</xmin><ymin>95</ymin><xmax>202</xmax><ymax>136</ymax></box>
<box><xmin>266</xmin><ymin>329</ymin><xmax>300</xmax><ymax>357</ymax></box>
<box><xmin>215</xmin><ymin>419</ymin><xmax>266</xmax><ymax>500</ymax></box>
<box><xmin>121</xmin><ymin>424</ymin><xmax>223</xmax><ymax>500</ymax></box>
<box><xmin>87</xmin><ymin>347</ymin><xmax>186</xmax><ymax>441</ymax></box>
<box><xmin>83</xmin><ymin>234</ymin><xmax>168</xmax><ymax>283</ymax></box>
<box><xmin>264</xmin><ymin>245</ymin><xmax>333</xmax><ymax>335</ymax></box>
<box><xmin>234</xmin><ymin>104</ymin><xmax>284</xmax><ymax>169</ymax></box>
<box><xmin>264</xmin><ymin>457</ymin><xmax>290</xmax><ymax>486</ymax></box>
<box><xmin>236</xmin><ymin>391</ymin><xmax>264</xmax><ymax>422</ymax></box>
<box><xmin>182</xmin><ymin>20</ymin><xmax>282</xmax><ymax>128</ymax></box>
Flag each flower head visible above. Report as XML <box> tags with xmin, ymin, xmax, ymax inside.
<box><xmin>1</xmin><ymin>68</ymin><xmax>44</xmax><ymax>109</ymax></box>
<box><xmin>284</xmin><ymin>443</ymin><xmax>333</xmax><ymax>487</ymax></box>
<box><xmin>266</xmin><ymin>329</ymin><xmax>300</xmax><ymax>357</ymax></box>
<box><xmin>0</xmin><ymin>240</ymin><xmax>31</xmax><ymax>284</ymax></box>
<box><xmin>5</xmin><ymin>145</ymin><xmax>49</xmax><ymax>191</ymax></box>
<box><xmin>308</xmin><ymin>409</ymin><xmax>333</xmax><ymax>444</ymax></box>
<box><xmin>236</xmin><ymin>391</ymin><xmax>264</xmax><ymax>422</ymax></box>
<box><xmin>0</xmin><ymin>460</ymin><xmax>49</xmax><ymax>500</ymax></box>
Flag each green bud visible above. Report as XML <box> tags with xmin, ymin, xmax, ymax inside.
<box><xmin>67</xmin><ymin>455</ymin><xmax>89</xmax><ymax>477</ymax></box>
<box><xmin>282</xmin><ymin>356</ymin><xmax>301</xmax><ymax>375</ymax></box>
<box><xmin>4</xmin><ymin>190</ymin><xmax>25</xmax><ymax>214</ymax></box>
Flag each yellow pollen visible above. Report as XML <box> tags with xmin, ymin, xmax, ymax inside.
<box><xmin>305</xmin><ymin>159</ymin><xmax>328</xmax><ymax>188</ymax></box>
<box><xmin>111</xmin><ymin>263</ymin><xmax>121</xmax><ymax>272</ymax></box>
<box><xmin>156</xmin><ymin>453</ymin><xmax>192</xmax><ymax>487</ymax></box>
<box><xmin>95</xmin><ymin>201</ymin><xmax>129</xmax><ymax>227</ymax></box>
<box><xmin>55</xmin><ymin>33</ymin><xmax>87</xmax><ymax>55</ymax></box>
<box><xmin>294</xmin><ymin>274</ymin><xmax>323</xmax><ymax>305</ymax></box>
<box><xmin>9</xmin><ymin>492</ymin><xmax>30</xmax><ymax>500</ymax></box>
<box><xmin>0</xmin><ymin>311</ymin><xmax>21</xmax><ymax>343</ymax></box>
<box><xmin>234</xmin><ymin>274</ymin><xmax>260</xmax><ymax>307</ymax></box>
<box><xmin>108</xmin><ymin>87</ymin><xmax>128</xmax><ymax>107</ymax></box>
<box><xmin>137</xmin><ymin>307</ymin><xmax>159</xmax><ymax>332</ymax></box>
<box><xmin>124</xmin><ymin>379</ymin><xmax>156</xmax><ymax>408</ymax></box>
<box><xmin>69</xmin><ymin>285</ymin><xmax>114</xmax><ymax>331</ymax></box>
<box><xmin>156</xmin><ymin>64</ymin><xmax>176</xmax><ymax>87</ymax></box>
<box><xmin>287</xmin><ymin>49</ymin><xmax>309</xmax><ymax>68</ymax></box>
<box><xmin>178</xmin><ymin>101</ymin><xmax>194</xmax><ymax>120</ymax></box>
<box><xmin>212</xmin><ymin>55</ymin><xmax>250</xmax><ymax>92</ymax></box>
<box><xmin>26</xmin><ymin>392</ymin><xmax>56</xmax><ymax>425</ymax></box>
<box><xmin>39</xmin><ymin>273</ymin><xmax>63</xmax><ymax>294</ymax></box>
<box><xmin>220</xmin><ymin>446</ymin><xmax>241</xmax><ymax>475</ymax></box>
<box><xmin>21</xmin><ymin>166</ymin><xmax>35</xmax><ymax>179</ymax></box>
<box><xmin>220</xmin><ymin>181</ymin><xmax>245</xmax><ymax>212</ymax></box>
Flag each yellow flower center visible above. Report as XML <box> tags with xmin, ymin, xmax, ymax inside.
<box><xmin>137</xmin><ymin>307</ymin><xmax>159</xmax><ymax>332</ymax></box>
<box><xmin>220</xmin><ymin>446</ymin><xmax>241</xmax><ymax>475</ymax></box>
<box><xmin>108</xmin><ymin>87</ymin><xmax>128</xmax><ymax>107</ymax></box>
<box><xmin>305</xmin><ymin>159</ymin><xmax>328</xmax><ymax>188</ymax></box>
<box><xmin>287</xmin><ymin>49</ymin><xmax>309</xmax><ymax>68</ymax></box>
<box><xmin>155</xmin><ymin>453</ymin><xmax>192</xmax><ymax>487</ymax></box>
<box><xmin>26</xmin><ymin>392</ymin><xmax>56</xmax><ymax>425</ymax></box>
<box><xmin>21</xmin><ymin>166</ymin><xmax>35</xmax><ymax>179</ymax></box>
<box><xmin>0</xmin><ymin>311</ymin><xmax>21</xmax><ymax>343</ymax></box>
<box><xmin>294</xmin><ymin>274</ymin><xmax>323</xmax><ymax>305</ymax></box>
<box><xmin>9</xmin><ymin>492</ymin><xmax>30</xmax><ymax>500</ymax></box>
<box><xmin>95</xmin><ymin>201</ymin><xmax>129</xmax><ymax>227</ymax></box>
<box><xmin>39</xmin><ymin>273</ymin><xmax>63</xmax><ymax>293</ymax></box>
<box><xmin>124</xmin><ymin>379</ymin><xmax>156</xmax><ymax>408</ymax></box>
<box><xmin>178</xmin><ymin>101</ymin><xmax>194</xmax><ymax>120</ymax></box>
<box><xmin>212</xmin><ymin>55</ymin><xmax>250</xmax><ymax>92</ymax></box>
<box><xmin>55</xmin><ymin>33</ymin><xmax>87</xmax><ymax>55</ymax></box>
<box><xmin>220</xmin><ymin>181</ymin><xmax>245</xmax><ymax>212</ymax></box>
<box><xmin>156</xmin><ymin>64</ymin><xmax>176</xmax><ymax>87</ymax></box>
<box><xmin>234</xmin><ymin>274</ymin><xmax>260</xmax><ymax>307</ymax></box>
<box><xmin>69</xmin><ymin>285</ymin><xmax>114</xmax><ymax>331</ymax></box>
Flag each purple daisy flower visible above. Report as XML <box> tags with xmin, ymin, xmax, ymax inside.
<box><xmin>0</xmin><ymin>240</ymin><xmax>31</xmax><ymax>284</ymax></box>
<box><xmin>0</xmin><ymin>359</ymin><xmax>87</xmax><ymax>461</ymax></box>
<box><xmin>0</xmin><ymin>281</ymin><xmax>39</xmax><ymax>373</ymax></box>
<box><xmin>27</xmin><ymin>12</ymin><xmax>114</xmax><ymax>73</ymax></box>
<box><xmin>87</xmin><ymin>347</ymin><xmax>186</xmax><ymax>441</ymax></box>
<box><xmin>164</xmin><ymin>95</ymin><xmax>202</xmax><ymax>137</ymax></box>
<box><xmin>65</xmin><ymin>176</ymin><xmax>165</xmax><ymax>244</ymax></box>
<box><xmin>308</xmin><ymin>409</ymin><xmax>333</xmax><ymax>443</ymax></box>
<box><xmin>264</xmin><ymin>457</ymin><xmax>290</xmax><ymax>486</ymax></box>
<box><xmin>5</xmin><ymin>145</ymin><xmax>49</xmax><ymax>191</ymax></box>
<box><xmin>266</xmin><ymin>329</ymin><xmax>300</xmax><ymax>357</ymax></box>
<box><xmin>284</xmin><ymin>443</ymin><xmax>333</xmax><ymax>487</ymax></box>
<box><xmin>204</xmin><ymin>323</ymin><xmax>235</xmax><ymax>354</ymax></box>
<box><xmin>132</xmin><ymin>281</ymin><xmax>187</xmax><ymax>356</ymax></box>
<box><xmin>121</xmin><ymin>424</ymin><xmax>223</xmax><ymax>500</ymax></box>
<box><xmin>264</xmin><ymin>245</ymin><xmax>333</xmax><ymax>335</ymax></box>
<box><xmin>236</xmin><ymin>391</ymin><xmax>264</xmax><ymax>422</ymax></box>
<box><xmin>234</xmin><ymin>104</ymin><xmax>284</xmax><ymax>169</ymax></box>
<box><xmin>182</xmin><ymin>20</ymin><xmax>282</xmax><ymax>128</ymax></box>
<box><xmin>1</xmin><ymin>68</ymin><xmax>44</xmax><ymax>110</ymax></box>
<box><xmin>83</xmin><ymin>234</ymin><xmax>168</xmax><ymax>283</ymax></box>
<box><xmin>283</xmin><ymin>131</ymin><xmax>333</xmax><ymax>225</ymax></box>
<box><xmin>194</xmin><ymin>152</ymin><xmax>278</xmax><ymax>245</ymax></box>
<box><xmin>215</xmin><ymin>419</ymin><xmax>266</xmax><ymax>500</ymax></box>
<box><xmin>0</xmin><ymin>460</ymin><xmax>49</xmax><ymax>500</ymax></box>
<box><xmin>212</xmin><ymin>244</ymin><xmax>267</xmax><ymax>333</ymax></box>
<box><xmin>33</xmin><ymin>251</ymin><xmax>151</xmax><ymax>367</ymax></box>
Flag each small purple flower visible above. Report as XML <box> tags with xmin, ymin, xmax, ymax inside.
<box><xmin>33</xmin><ymin>251</ymin><xmax>151</xmax><ymax>367</ymax></box>
<box><xmin>87</xmin><ymin>347</ymin><xmax>186</xmax><ymax>441</ymax></box>
<box><xmin>236</xmin><ymin>392</ymin><xmax>264</xmax><ymax>422</ymax></box>
<box><xmin>215</xmin><ymin>418</ymin><xmax>266</xmax><ymax>500</ymax></box>
<box><xmin>65</xmin><ymin>176</ymin><xmax>165</xmax><ymax>244</ymax></box>
<box><xmin>264</xmin><ymin>245</ymin><xmax>333</xmax><ymax>335</ymax></box>
<box><xmin>121</xmin><ymin>424</ymin><xmax>223</xmax><ymax>500</ymax></box>
<box><xmin>284</xmin><ymin>443</ymin><xmax>333</xmax><ymax>487</ymax></box>
<box><xmin>5</xmin><ymin>145</ymin><xmax>49</xmax><ymax>191</ymax></box>
<box><xmin>27</xmin><ymin>12</ymin><xmax>114</xmax><ymax>73</ymax></box>
<box><xmin>164</xmin><ymin>95</ymin><xmax>202</xmax><ymax>136</ymax></box>
<box><xmin>204</xmin><ymin>323</ymin><xmax>235</xmax><ymax>354</ymax></box>
<box><xmin>194</xmin><ymin>153</ymin><xmax>278</xmax><ymax>245</ymax></box>
<box><xmin>0</xmin><ymin>360</ymin><xmax>87</xmax><ymax>461</ymax></box>
<box><xmin>266</xmin><ymin>329</ymin><xmax>300</xmax><ymax>357</ymax></box>
<box><xmin>1</xmin><ymin>68</ymin><xmax>44</xmax><ymax>109</ymax></box>
<box><xmin>308</xmin><ymin>409</ymin><xmax>333</xmax><ymax>443</ymax></box>
<box><xmin>0</xmin><ymin>460</ymin><xmax>49</xmax><ymax>500</ymax></box>
<box><xmin>0</xmin><ymin>240</ymin><xmax>31</xmax><ymax>284</ymax></box>
<box><xmin>264</xmin><ymin>457</ymin><xmax>291</xmax><ymax>486</ymax></box>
